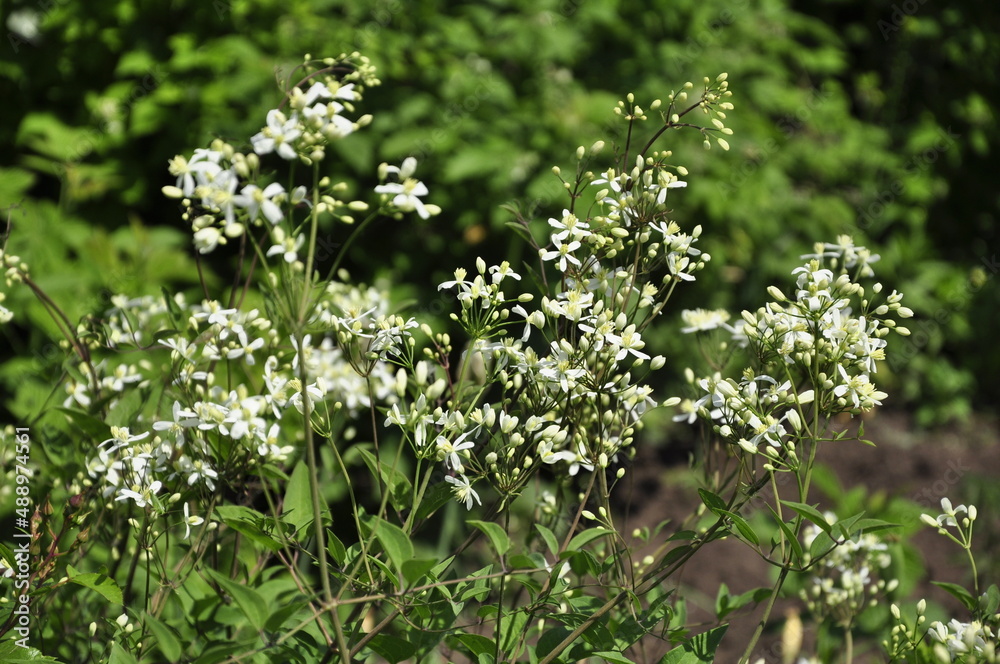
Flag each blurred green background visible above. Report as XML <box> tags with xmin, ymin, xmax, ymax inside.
<box><xmin>2</xmin><ymin>0</ymin><xmax>997</xmax><ymax>426</ymax></box>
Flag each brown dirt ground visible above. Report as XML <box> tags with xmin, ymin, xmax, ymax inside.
<box><xmin>616</xmin><ymin>410</ymin><xmax>1000</xmax><ymax>663</ymax></box>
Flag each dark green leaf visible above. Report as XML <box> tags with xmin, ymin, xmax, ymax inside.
<box><xmin>368</xmin><ymin>517</ymin><xmax>414</xmax><ymax>578</ymax></box>
<box><xmin>567</xmin><ymin>527</ymin><xmax>614</xmax><ymax>551</ymax></box>
<box><xmin>66</xmin><ymin>565</ymin><xmax>123</xmax><ymax>605</ymax></box>
<box><xmin>205</xmin><ymin>567</ymin><xmax>268</xmax><ymax>631</ymax></box>
<box><xmin>660</xmin><ymin>624</ymin><xmax>728</xmax><ymax>663</ymax></box>
<box><xmin>983</xmin><ymin>584</ymin><xmax>1000</xmax><ymax>615</ymax></box>
<box><xmin>781</xmin><ymin>501</ymin><xmax>833</xmax><ymax>535</ymax></box>
<box><xmin>281</xmin><ymin>460</ymin><xmax>314</xmax><ymax>534</ymax></box>
<box><xmin>697</xmin><ymin>489</ymin><xmax>727</xmax><ymax>513</ymax></box>
<box><xmin>535</xmin><ymin>523</ymin><xmax>560</xmax><ymax>555</ymax></box>
<box><xmin>402</xmin><ymin>558</ymin><xmax>438</xmax><ymax>586</ymax></box>
<box><xmin>932</xmin><ymin>581</ymin><xmax>977</xmax><ymax>611</ymax></box>
<box><xmin>468</xmin><ymin>519</ymin><xmax>511</xmax><ymax>556</ymax></box>
<box><xmin>327</xmin><ymin>530</ymin><xmax>347</xmax><ymax>565</ymax></box>
<box><xmin>766</xmin><ymin>505</ymin><xmax>804</xmax><ymax>564</ymax></box>
<box><xmin>367</xmin><ymin>634</ymin><xmax>417</xmax><ymax>664</ymax></box>
<box><xmin>108</xmin><ymin>643</ymin><xmax>139</xmax><ymax>664</ymax></box>
<box><xmin>142</xmin><ymin>612</ymin><xmax>182</xmax><ymax>661</ymax></box>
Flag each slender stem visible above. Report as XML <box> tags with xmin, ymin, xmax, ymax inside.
<box><xmin>845</xmin><ymin>627</ymin><xmax>853</xmax><ymax>664</ymax></box>
<box><xmin>739</xmin><ymin>566</ymin><xmax>790</xmax><ymax>664</ymax></box>
<box><xmin>331</xmin><ymin>606</ymin><xmax>350</xmax><ymax>664</ymax></box>
<box><xmin>324</xmin><ymin>212</ymin><xmax>379</xmax><ymax>284</ymax></box>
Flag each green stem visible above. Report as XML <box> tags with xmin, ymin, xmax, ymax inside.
<box><xmin>738</xmin><ymin>566</ymin><xmax>790</xmax><ymax>664</ymax></box>
<box><xmin>296</xmin><ymin>329</ymin><xmax>333</xmax><ymax>608</ymax></box>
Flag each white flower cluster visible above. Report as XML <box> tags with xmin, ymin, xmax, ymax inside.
<box><xmin>81</xmin><ymin>279</ymin><xmax>405</xmax><ymax>528</ymax></box>
<box><xmin>386</xmin><ymin>131</ymin><xmax>720</xmax><ymax>509</ymax></box>
<box><xmin>799</xmin><ymin>512</ymin><xmax>897</xmax><ymax>627</ymax></box>
<box><xmin>676</xmin><ymin>236</ymin><xmax>912</xmax><ymax>457</ymax></box>
<box><xmin>0</xmin><ymin>247</ymin><xmax>29</xmax><ymax>324</ymax></box>
<box><xmin>927</xmin><ymin>618</ymin><xmax>997</xmax><ymax>661</ymax></box>
<box><xmin>162</xmin><ymin>54</ymin><xmax>385</xmax><ymax>256</ymax></box>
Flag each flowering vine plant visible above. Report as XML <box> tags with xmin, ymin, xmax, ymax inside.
<box><xmin>1</xmin><ymin>53</ymin><xmax>996</xmax><ymax>664</ymax></box>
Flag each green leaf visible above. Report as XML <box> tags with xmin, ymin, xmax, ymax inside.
<box><xmin>205</xmin><ymin>568</ymin><xmax>268</xmax><ymax>631</ymax></box>
<box><xmin>717</xmin><ymin>585</ymin><xmax>772</xmax><ymax>621</ymax></box>
<box><xmin>357</xmin><ymin>447</ymin><xmax>412</xmax><ymax>512</ymax></box>
<box><xmin>660</xmin><ymin>624</ymin><xmax>728</xmax><ymax>663</ymax></box>
<box><xmin>719</xmin><ymin>510</ymin><xmax>759</xmax><ymax>546</ymax></box>
<box><xmin>213</xmin><ymin>505</ymin><xmax>283</xmax><ymax>553</ymax></box>
<box><xmin>0</xmin><ymin>641</ymin><xmax>62</xmax><ymax>662</ymax></box>
<box><xmin>535</xmin><ymin>523</ymin><xmax>560</xmax><ymax>555</ymax></box>
<box><xmin>593</xmin><ymin>651</ymin><xmax>636</xmax><ymax>664</ymax></box>
<box><xmin>468</xmin><ymin>519</ymin><xmax>511</xmax><ymax>556</ymax></box>
<box><xmin>932</xmin><ymin>581</ymin><xmax>977</xmax><ymax>611</ymax></box>
<box><xmin>450</xmin><ymin>633</ymin><xmax>495</xmax><ymax>658</ymax></box>
<box><xmin>66</xmin><ymin>565</ymin><xmax>123</xmax><ymax>605</ymax></box>
<box><xmin>766</xmin><ymin>505</ymin><xmax>804</xmax><ymax>564</ymax></box>
<box><xmin>327</xmin><ymin>530</ymin><xmax>347</xmax><ymax>565</ymax></box>
<box><xmin>366</xmin><ymin>634</ymin><xmax>417</xmax><ymax>664</ymax></box>
<box><xmin>109</xmin><ymin>643</ymin><xmax>139</xmax><ymax>664</ymax></box>
<box><xmin>402</xmin><ymin>558</ymin><xmax>438</xmax><ymax>586</ymax></box>
<box><xmin>566</xmin><ymin>527</ymin><xmax>614</xmax><ymax>551</ymax></box>
<box><xmin>367</xmin><ymin>517</ymin><xmax>414</xmax><ymax>578</ymax></box>
<box><xmin>142</xmin><ymin>612</ymin><xmax>182</xmax><ymax>661</ymax></box>
<box><xmin>698</xmin><ymin>489</ymin><xmax>728</xmax><ymax>513</ymax></box>
<box><xmin>781</xmin><ymin>500</ymin><xmax>834</xmax><ymax>535</ymax></box>
<box><xmin>55</xmin><ymin>407</ymin><xmax>111</xmax><ymax>441</ymax></box>
<box><xmin>983</xmin><ymin>584</ymin><xmax>1000</xmax><ymax>615</ymax></box>
<box><xmin>508</xmin><ymin>552</ymin><xmax>548</xmax><ymax>571</ymax></box>
<box><xmin>265</xmin><ymin>600</ymin><xmax>309</xmax><ymax>633</ymax></box>
<box><xmin>281</xmin><ymin>460</ymin><xmax>314</xmax><ymax>534</ymax></box>
<box><xmin>846</xmin><ymin>518</ymin><xmax>899</xmax><ymax>536</ymax></box>
<box><xmin>414</xmin><ymin>481</ymin><xmax>454</xmax><ymax>523</ymax></box>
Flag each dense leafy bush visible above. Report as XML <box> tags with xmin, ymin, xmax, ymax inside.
<box><xmin>2</xmin><ymin>0</ymin><xmax>997</xmax><ymax>425</ymax></box>
<box><xmin>1</xmin><ymin>47</ymin><xmax>997</xmax><ymax>664</ymax></box>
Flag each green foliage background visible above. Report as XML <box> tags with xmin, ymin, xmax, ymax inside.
<box><xmin>2</xmin><ymin>0</ymin><xmax>998</xmax><ymax>425</ymax></box>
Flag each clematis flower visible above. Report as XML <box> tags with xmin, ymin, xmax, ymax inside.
<box><xmin>375</xmin><ymin>157</ymin><xmax>432</xmax><ymax>219</ymax></box>
<box><xmin>233</xmin><ymin>182</ymin><xmax>286</xmax><ymax>224</ymax></box>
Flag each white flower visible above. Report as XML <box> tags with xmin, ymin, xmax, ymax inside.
<box><xmin>251</xmin><ymin>109</ymin><xmax>302</xmax><ymax>160</ymax></box>
<box><xmin>375</xmin><ymin>157</ymin><xmax>431</xmax><ymax>219</ymax></box>
<box><xmin>680</xmin><ymin>308</ymin><xmax>731</xmax><ymax>333</ymax></box>
<box><xmin>539</xmin><ymin>237</ymin><xmax>582</xmax><ymax>273</ymax></box>
<box><xmin>100</xmin><ymin>426</ymin><xmax>150</xmax><ymax>452</ymax></box>
<box><xmin>605</xmin><ymin>324</ymin><xmax>649</xmax><ymax>361</ymax></box>
<box><xmin>266</xmin><ymin>228</ymin><xmax>306</xmax><ymax>264</ymax></box>
<box><xmin>168</xmin><ymin>150</ymin><xmax>222</xmax><ymax>197</ymax></box>
<box><xmin>183</xmin><ymin>503</ymin><xmax>204</xmax><ymax>540</ymax></box>
<box><xmin>547</xmin><ymin>210</ymin><xmax>591</xmax><ymax>242</ymax></box>
<box><xmin>445</xmin><ymin>474</ymin><xmax>481</xmax><ymax>510</ymax></box>
<box><xmin>233</xmin><ymin>182</ymin><xmax>286</xmax><ymax>224</ymax></box>
<box><xmin>115</xmin><ymin>480</ymin><xmax>163</xmax><ymax>509</ymax></box>
<box><xmin>435</xmin><ymin>432</ymin><xmax>475</xmax><ymax>470</ymax></box>
<box><xmin>152</xmin><ymin>401</ymin><xmax>200</xmax><ymax>444</ymax></box>
<box><xmin>193</xmin><ymin>227</ymin><xmax>224</xmax><ymax>254</ymax></box>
